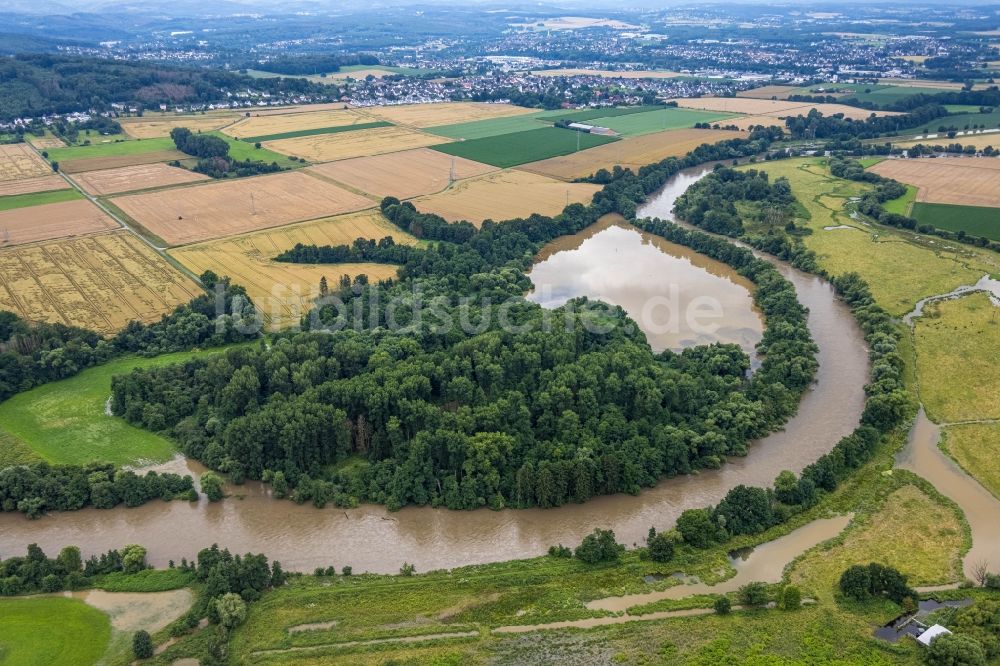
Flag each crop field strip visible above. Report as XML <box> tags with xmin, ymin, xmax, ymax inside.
<box><xmin>170</xmin><ymin>209</ymin><xmax>416</xmax><ymax>327</ymax></box>
<box><xmin>70</xmin><ymin>162</ymin><xmax>211</xmax><ymax>196</ymax></box>
<box><xmin>912</xmin><ymin>202</ymin><xmax>1000</xmax><ymax>241</ymax></box>
<box><xmin>0</xmin><ymin>143</ymin><xmax>52</xmax><ymax>181</ymax></box>
<box><xmin>238</xmin><ymin>120</ymin><xmax>392</xmax><ymax>143</ymax></box>
<box><xmin>120</xmin><ymin>113</ymin><xmax>243</xmax><ymax>139</ymax></box>
<box><xmin>0</xmin><ymin>189</ymin><xmax>82</xmax><ymax>212</ymax></box>
<box><xmin>263</xmin><ymin>125</ymin><xmax>450</xmax><ymax>163</ymax></box>
<box><xmin>869</xmin><ymin>157</ymin><xmax>1000</xmax><ymax>208</ymax></box>
<box><xmin>0</xmin><ymin>174</ymin><xmax>69</xmax><ymax>196</ymax></box>
<box><xmin>305</xmin><ymin>148</ymin><xmax>497</xmax><ymax>200</ymax></box>
<box><xmin>361</xmin><ymin>102</ymin><xmax>538</xmax><ymax>128</ymax></box>
<box><xmin>110</xmin><ymin>169</ymin><xmax>375</xmax><ymax>246</ymax></box>
<box><xmin>430</xmin><ymin>126</ymin><xmax>620</xmax><ymax>168</ymax></box>
<box><xmin>0</xmin><ymin>230</ymin><xmax>199</xmax><ymax>334</ymax></box>
<box><xmin>223</xmin><ymin>108</ymin><xmax>374</xmax><ymax>138</ymax></box>
<box><xmin>58</xmin><ymin>150</ymin><xmax>189</xmax><ymax>174</ymax></box>
<box><xmin>0</xmin><ymin>198</ymin><xmax>117</xmax><ymax>247</ymax></box>
<box><xmin>26</xmin><ymin>134</ymin><xmax>67</xmax><ymax>149</ymax></box>
<box><xmin>671</xmin><ymin>97</ymin><xmax>902</xmax><ymax>120</ymax></box>
<box><xmin>412</xmin><ymin>169</ymin><xmax>601</xmax><ymax>225</ymax></box>
<box><xmin>584</xmin><ymin>108</ymin><xmax>739</xmax><ymax>137</ymax></box>
<box><xmin>520</xmin><ymin>128</ymin><xmax>742</xmax><ymax>181</ymax></box>
<box><xmin>426</xmin><ymin>113</ymin><xmax>552</xmax><ymax>140</ymax></box>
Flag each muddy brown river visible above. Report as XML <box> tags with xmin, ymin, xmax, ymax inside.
<box><xmin>0</xmin><ymin>167</ymin><xmax>870</xmax><ymax>574</ymax></box>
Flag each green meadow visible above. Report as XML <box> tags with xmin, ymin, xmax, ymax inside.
<box><xmin>430</xmin><ymin>126</ymin><xmax>619</xmax><ymax>168</ymax></box>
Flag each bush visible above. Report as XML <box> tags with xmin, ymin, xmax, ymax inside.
<box><xmin>738</xmin><ymin>581</ymin><xmax>769</xmax><ymax>607</ymax></box>
<box><xmin>133</xmin><ymin>630</ymin><xmax>153</xmax><ymax>659</ymax></box>
<box><xmin>400</xmin><ymin>562</ymin><xmax>415</xmax><ymax>576</ymax></box>
<box><xmin>201</xmin><ymin>472</ymin><xmax>225</xmax><ymax>502</ymax></box>
<box><xmin>574</xmin><ymin>528</ymin><xmax>624</xmax><ymax>565</ymax></box>
<box><xmin>781</xmin><ymin>585</ymin><xmax>801</xmax><ymax>610</ymax></box>
<box><xmin>925</xmin><ymin>633</ymin><xmax>986</xmax><ymax>666</ymax></box>
<box><xmin>714</xmin><ymin>596</ymin><xmax>732</xmax><ymax>615</ymax></box>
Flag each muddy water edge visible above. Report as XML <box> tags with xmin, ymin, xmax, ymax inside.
<box><xmin>0</xmin><ymin>165</ymin><xmax>870</xmax><ymax>574</ymax></box>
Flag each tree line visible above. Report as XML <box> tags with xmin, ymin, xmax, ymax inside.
<box><xmin>784</xmin><ymin>106</ymin><xmax>950</xmax><ymax>141</ymax></box>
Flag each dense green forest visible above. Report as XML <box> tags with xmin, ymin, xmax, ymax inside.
<box><xmin>108</xmin><ymin>127</ymin><xmax>825</xmax><ymax>511</ymax></box>
<box><xmin>0</xmin><ymin>55</ymin><xmax>337</xmax><ymax>121</ymax></box>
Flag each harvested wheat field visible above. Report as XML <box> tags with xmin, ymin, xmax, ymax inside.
<box><xmin>71</xmin><ymin>163</ymin><xmax>209</xmax><ymax>196</ymax></box>
<box><xmin>0</xmin><ymin>199</ymin><xmax>118</xmax><ymax>247</ymax></box>
<box><xmin>0</xmin><ymin>175</ymin><xmax>69</xmax><ymax>197</ymax></box>
<box><xmin>59</xmin><ymin>151</ymin><xmax>188</xmax><ymax>174</ymax></box>
<box><xmin>171</xmin><ymin>209</ymin><xmax>414</xmax><ymax>327</ymax></box>
<box><xmin>307</xmin><ymin>148</ymin><xmax>497</xmax><ymax>199</ymax></box>
<box><xmin>120</xmin><ymin>113</ymin><xmax>242</xmax><ymax>139</ymax></box>
<box><xmin>412</xmin><ymin>170</ymin><xmax>601</xmax><ymax>226</ymax></box>
<box><xmin>224</xmin><ymin>109</ymin><xmax>371</xmax><ymax>139</ymax></box>
<box><xmin>0</xmin><ymin>230</ymin><xmax>199</xmax><ymax>334</ymax></box>
<box><xmin>672</xmin><ymin>97</ymin><xmax>894</xmax><ymax>120</ymax></box>
<box><xmin>363</xmin><ymin>103</ymin><xmax>535</xmax><ymax>128</ymax></box>
<box><xmin>0</xmin><ymin>144</ymin><xmax>52</xmax><ymax>181</ymax></box>
<box><xmin>521</xmin><ymin>128</ymin><xmax>742</xmax><ymax>180</ymax></box>
<box><xmin>112</xmin><ymin>170</ymin><xmax>374</xmax><ymax>246</ymax></box>
<box><xmin>265</xmin><ymin>126</ymin><xmax>447</xmax><ymax>163</ymax></box>
<box><xmin>26</xmin><ymin>135</ymin><xmax>66</xmax><ymax>149</ymax></box>
<box><xmin>736</xmin><ymin>85</ymin><xmax>800</xmax><ymax>99</ymax></box>
<box><xmin>869</xmin><ymin>158</ymin><xmax>1000</xmax><ymax>208</ymax></box>
<box><xmin>895</xmin><ymin>133</ymin><xmax>1000</xmax><ymax>151</ymax></box>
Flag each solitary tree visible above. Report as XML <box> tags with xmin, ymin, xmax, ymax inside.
<box><xmin>201</xmin><ymin>472</ymin><xmax>225</xmax><ymax>502</ymax></box>
<box><xmin>714</xmin><ymin>596</ymin><xmax>732</xmax><ymax>615</ymax></box>
<box><xmin>215</xmin><ymin>592</ymin><xmax>248</xmax><ymax>630</ymax></box>
<box><xmin>925</xmin><ymin>633</ymin><xmax>986</xmax><ymax>666</ymax></box>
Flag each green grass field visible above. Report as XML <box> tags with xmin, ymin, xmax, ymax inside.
<box><xmin>427</xmin><ymin>113</ymin><xmax>548</xmax><ymax>140</ymax></box>
<box><xmin>239</xmin><ymin>121</ymin><xmax>391</xmax><ymax>143</ymax></box>
<box><xmin>45</xmin><ymin>137</ymin><xmax>177</xmax><ymax>162</ymax></box>
<box><xmin>96</xmin><ymin>568</ymin><xmax>196</xmax><ymax>593</ymax></box>
<box><xmin>589</xmin><ymin>108</ymin><xmax>737</xmax><ymax>136</ymax></box>
<box><xmin>912</xmin><ymin>201</ymin><xmax>1000</xmax><ymax>241</ymax></box>
<box><xmin>0</xmin><ymin>597</ymin><xmax>111</xmax><ymax>666</ymax></box>
<box><xmin>883</xmin><ymin>184</ymin><xmax>916</xmax><ymax>216</ymax></box>
<box><xmin>0</xmin><ymin>430</ymin><xmax>40</xmax><ymax>467</ymax></box>
<box><xmin>0</xmin><ymin>347</ymin><xmax>236</xmax><ymax>467</ymax></box>
<box><xmin>841</xmin><ymin>84</ymin><xmax>953</xmax><ymax>107</ymax></box>
<box><xmin>915</xmin><ymin>292</ymin><xmax>1000</xmax><ymax>423</ymax></box>
<box><xmin>932</xmin><ymin>108</ymin><xmax>1000</xmax><ymax>132</ymax></box>
<box><xmin>0</xmin><ymin>188</ymin><xmax>80</xmax><ymax>211</ymax></box>
<box><xmin>207</xmin><ymin>132</ymin><xmax>304</xmax><ymax>168</ymax></box>
<box><xmin>430</xmin><ymin>126</ymin><xmax>619</xmax><ymax>168</ymax></box>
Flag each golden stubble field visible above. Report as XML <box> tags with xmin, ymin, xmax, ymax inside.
<box><xmin>0</xmin><ymin>230</ymin><xmax>199</xmax><ymax>334</ymax></box>
<box><xmin>361</xmin><ymin>102</ymin><xmax>535</xmax><ymax>128</ymax></box>
<box><xmin>71</xmin><ymin>163</ymin><xmax>210</xmax><ymax>196</ymax></box>
<box><xmin>224</xmin><ymin>109</ymin><xmax>369</xmax><ymax>138</ymax></box>
<box><xmin>120</xmin><ymin>113</ymin><xmax>242</xmax><ymax>139</ymax></box>
<box><xmin>111</xmin><ymin>170</ymin><xmax>376</xmax><ymax>246</ymax></box>
<box><xmin>264</xmin><ymin>126</ymin><xmax>448</xmax><ymax>163</ymax></box>
<box><xmin>0</xmin><ymin>144</ymin><xmax>52</xmax><ymax>181</ymax></box>
<box><xmin>521</xmin><ymin>128</ymin><xmax>742</xmax><ymax>181</ymax></box>
<box><xmin>0</xmin><ymin>200</ymin><xmax>119</xmax><ymax>247</ymax></box>
<box><xmin>170</xmin><ymin>209</ymin><xmax>416</xmax><ymax>327</ymax></box>
<box><xmin>306</xmin><ymin>148</ymin><xmax>497</xmax><ymax>199</ymax></box>
<box><xmin>0</xmin><ymin>175</ymin><xmax>69</xmax><ymax>196</ymax></box>
<box><xmin>869</xmin><ymin>157</ymin><xmax>1000</xmax><ymax>207</ymax></box>
<box><xmin>412</xmin><ymin>169</ymin><xmax>601</xmax><ymax>226</ymax></box>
